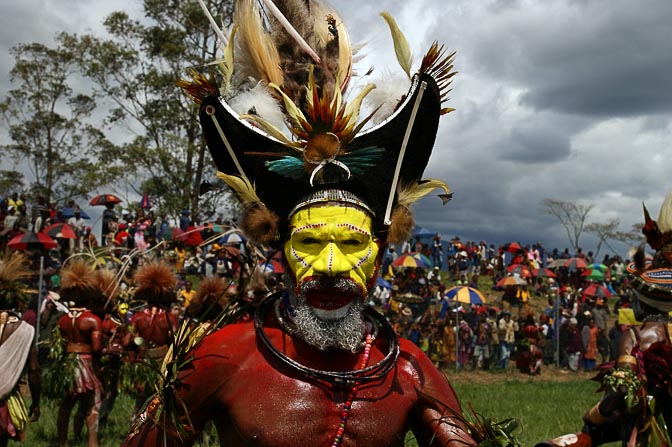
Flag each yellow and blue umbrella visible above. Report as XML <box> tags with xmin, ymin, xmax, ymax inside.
<box><xmin>444</xmin><ymin>286</ymin><xmax>486</xmax><ymax>305</ymax></box>
<box><xmin>393</xmin><ymin>252</ymin><xmax>430</xmax><ymax>269</ymax></box>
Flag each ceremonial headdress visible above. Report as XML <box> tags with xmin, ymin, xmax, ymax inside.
<box><xmin>180</xmin><ymin>0</ymin><xmax>455</xmax><ymax>245</ymax></box>
<box><xmin>60</xmin><ymin>258</ymin><xmax>99</xmax><ymax>307</ymax></box>
<box><xmin>0</xmin><ymin>251</ymin><xmax>31</xmax><ymax>309</ymax></box>
<box><xmin>185</xmin><ymin>275</ymin><xmax>229</xmax><ymax>321</ymax></box>
<box><xmin>627</xmin><ymin>192</ymin><xmax>672</xmax><ymax>310</ymax></box>
<box><xmin>133</xmin><ymin>261</ymin><xmax>177</xmax><ymax>306</ymax></box>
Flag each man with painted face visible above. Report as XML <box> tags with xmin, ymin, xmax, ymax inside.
<box><xmin>123</xmin><ymin>1</ymin><xmax>478</xmax><ymax>446</ymax></box>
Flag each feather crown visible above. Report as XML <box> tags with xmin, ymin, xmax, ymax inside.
<box><xmin>626</xmin><ymin>192</ymin><xmax>672</xmax><ymax>304</ymax></box>
<box><xmin>0</xmin><ymin>250</ymin><xmax>32</xmax><ymax>309</ymax></box>
<box><xmin>181</xmin><ymin>0</ymin><xmax>456</xmax><ymax>244</ymax></box>
<box><xmin>133</xmin><ymin>261</ymin><xmax>178</xmax><ymax>305</ymax></box>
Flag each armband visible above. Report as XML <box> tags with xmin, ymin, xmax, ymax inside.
<box><xmin>585</xmin><ymin>403</ymin><xmax>608</xmax><ymax>425</ymax></box>
<box><xmin>617</xmin><ymin>354</ymin><xmax>637</xmax><ymax>366</ymax></box>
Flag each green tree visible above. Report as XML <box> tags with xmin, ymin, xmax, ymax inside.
<box><xmin>78</xmin><ymin>0</ymin><xmax>234</xmax><ymax>223</ymax></box>
<box><xmin>0</xmin><ymin>33</ymin><xmax>124</xmax><ymax>205</ymax></box>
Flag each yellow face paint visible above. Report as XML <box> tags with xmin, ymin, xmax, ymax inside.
<box><xmin>284</xmin><ymin>205</ymin><xmax>380</xmax><ymax>294</ymax></box>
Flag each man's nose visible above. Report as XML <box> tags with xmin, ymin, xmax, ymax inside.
<box><xmin>311</xmin><ymin>242</ymin><xmax>352</xmax><ymax>276</ymax></box>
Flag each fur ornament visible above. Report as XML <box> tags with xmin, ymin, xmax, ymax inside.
<box><xmin>60</xmin><ymin>259</ymin><xmax>98</xmax><ymax>306</ymax></box>
<box><xmin>240</xmin><ymin>205</ymin><xmax>280</xmax><ymax>245</ymax></box>
<box><xmin>133</xmin><ymin>261</ymin><xmax>177</xmax><ymax>305</ymax></box>
<box><xmin>0</xmin><ymin>251</ymin><xmax>31</xmax><ymax>309</ymax></box>
<box><xmin>186</xmin><ymin>276</ymin><xmax>228</xmax><ymax>321</ymax></box>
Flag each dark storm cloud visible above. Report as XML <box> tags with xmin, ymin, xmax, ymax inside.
<box><xmin>463</xmin><ymin>0</ymin><xmax>672</xmax><ymax>118</ymax></box>
<box><xmin>499</xmin><ymin>122</ymin><xmax>571</xmax><ymax>163</ymax></box>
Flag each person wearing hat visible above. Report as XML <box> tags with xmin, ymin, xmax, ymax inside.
<box><xmin>121</xmin><ymin>2</ymin><xmax>480</xmax><ymax>447</ymax></box>
<box><xmin>0</xmin><ymin>251</ymin><xmax>41</xmax><ymax>446</ymax></box>
<box><xmin>539</xmin><ymin>193</ymin><xmax>672</xmax><ymax>447</ymax></box>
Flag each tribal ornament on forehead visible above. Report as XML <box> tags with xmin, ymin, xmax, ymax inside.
<box><xmin>284</xmin><ymin>204</ymin><xmax>381</xmax><ymax>294</ymax></box>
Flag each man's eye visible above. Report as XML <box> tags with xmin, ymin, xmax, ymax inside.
<box><xmin>300</xmin><ymin>237</ymin><xmax>320</xmax><ymax>245</ymax></box>
<box><xmin>342</xmin><ymin>239</ymin><xmax>363</xmax><ymax>247</ymax></box>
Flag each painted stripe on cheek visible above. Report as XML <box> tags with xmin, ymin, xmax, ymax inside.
<box><xmin>291</xmin><ymin>247</ymin><xmax>310</xmax><ymax>269</ymax></box>
<box><xmin>354</xmin><ymin>247</ymin><xmax>373</xmax><ymax>269</ymax></box>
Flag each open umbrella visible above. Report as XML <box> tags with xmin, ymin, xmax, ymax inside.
<box><xmin>506</xmin><ymin>263</ymin><xmax>532</xmax><ymax>278</ymax></box>
<box><xmin>60</xmin><ymin>207</ymin><xmax>91</xmax><ymax>219</ymax></box>
<box><xmin>89</xmin><ymin>194</ymin><xmax>122</xmax><ymax>206</ymax></box>
<box><xmin>546</xmin><ymin>259</ymin><xmax>567</xmax><ymax>269</ymax></box>
<box><xmin>496</xmin><ymin>276</ymin><xmax>527</xmax><ymax>288</ymax></box>
<box><xmin>582</xmin><ymin>268</ymin><xmax>606</xmax><ymax>281</ymax></box>
<box><xmin>445</xmin><ymin>286</ymin><xmax>486</xmax><ymax>305</ymax></box>
<box><xmin>218</xmin><ymin>232</ymin><xmax>246</xmax><ymax>245</ymax></box>
<box><xmin>376</xmin><ymin>276</ymin><xmax>392</xmax><ymax>289</ymax></box>
<box><xmin>582</xmin><ymin>283</ymin><xmax>611</xmax><ymax>299</ymax></box>
<box><xmin>502</xmin><ymin>242</ymin><xmax>524</xmax><ymax>254</ymax></box>
<box><xmin>43</xmin><ymin>223</ymin><xmax>77</xmax><ymax>240</ymax></box>
<box><xmin>412</xmin><ymin>226</ymin><xmax>435</xmax><ymax>239</ymax></box>
<box><xmin>532</xmin><ymin>268</ymin><xmax>557</xmax><ymax>278</ymax></box>
<box><xmin>8</xmin><ymin>232</ymin><xmax>57</xmax><ymax>251</ymax></box>
<box><xmin>393</xmin><ymin>252</ymin><xmax>430</xmax><ymax>269</ymax></box>
<box><xmin>564</xmin><ymin>257</ymin><xmax>588</xmax><ymax>270</ymax></box>
<box><xmin>260</xmin><ymin>259</ymin><xmax>284</xmax><ymax>275</ymax></box>
<box><xmin>587</xmin><ymin>263</ymin><xmax>609</xmax><ymax>272</ymax></box>
<box><xmin>162</xmin><ymin>227</ymin><xmax>185</xmax><ymax>242</ymax></box>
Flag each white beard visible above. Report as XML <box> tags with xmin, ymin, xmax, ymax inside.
<box><xmin>286</xmin><ymin>276</ymin><xmax>368</xmax><ymax>353</ymax></box>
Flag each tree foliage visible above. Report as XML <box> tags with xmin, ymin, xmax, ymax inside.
<box><xmin>540</xmin><ymin>199</ymin><xmax>594</xmax><ymax>251</ymax></box>
<box><xmin>0</xmin><ymin>33</ymin><xmax>124</xmax><ymax>205</ymax></box>
<box><xmin>77</xmin><ymin>0</ymin><xmax>235</xmax><ymax>223</ymax></box>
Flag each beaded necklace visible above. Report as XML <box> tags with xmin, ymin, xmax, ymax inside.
<box><xmin>331</xmin><ymin>332</ymin><xmax>373</xmax><ymax>447</ymax></box>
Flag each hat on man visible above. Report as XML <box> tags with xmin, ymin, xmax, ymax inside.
<box><xmin>627</xmin><ymin>192</ymin><xmax>672</xmax><ymax>311</ymax></box>
<box><xmin>179</xmin><ymin>2</ymin><xmax>456</xmax><ymax>247</ymax></box>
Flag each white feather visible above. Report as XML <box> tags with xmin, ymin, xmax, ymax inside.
<box><xmin>362</xmin><ymin>71</ymin><xmax>411</xmax><ymax>125</ymax></box>
<box><xmin>228</xmin><ymin>82</ymin><xmax>288</xmax><ymax>136</ymax></box>
<box><xmin>657</xmin><ymin>191</ymin><xmax>672</xmax><ymax>233</ymax></box>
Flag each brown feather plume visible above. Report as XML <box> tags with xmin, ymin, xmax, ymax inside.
<box><xmin>0</xmin><ymin>250</ymin><xmax>31</xmax><ymax>309</ymax></box>
<box><xmin>633</xmin><ymin>245</ymin><xmax>647</xmax><ymax>272</ymax></box>
<box><xmin>186</xmin><ymin>276</ymin><xmax>228</xmax><ymax>320</ymax></box>
<box><xmin>60</xmin><ymin>259</ymin><xmax>97</xmax><ymax>306</ymax></box>
<box><xmin>94</xmin><ymin>269</ymin><xmax>120</xmax><ymax>309</ymax></box>
<box><xmin>240</xmin><ymin>205</ymin><xmax>280</xmax><ymax>245</ymax></box>
<box><xmin>134</xmin><ymin>261</ymin><xmax>177</xmax><ymax>305</ymax></box>
<box><xmin>388</xmin><ymin>205</ymin><xmax>415</xmax><ymax>244</ymax></box>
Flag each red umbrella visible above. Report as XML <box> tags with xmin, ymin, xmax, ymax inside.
<box><xmin>43</xmin><ymin>223</ymin><xmax>77</xmax><ymax>239</ymax></box>
<box><xmin>502</xmin><ymin>242</ymin><xmax>524</xmax><ymax>254</ymax></box>
<box><xmin>582</xmin><ymin>283</ymin><xmax>611</xmax><ymax>299</ymax></box>
<box><xmin>506</xmin><ymin>263</ymin><xmax>532</xmax><ymax>278</ymax></box>
<box><xmin>532</xmin><ymin>268</ymin><xmax>557</xmax><ymax>278</ymax></box>
<box><xmin>8</xmin><ymin>232</ymin><xmax>57</xmax><ymax>251</ymax></box>
<box><xmin>89</xmin><ymin>194</ymin><xmax>122</xmax><ymax>206</ymax></box>
<box><xmin>184</xmin><ymin>226</ymin><xmax>203</xmax><ymax>247</ymax></box>
<box><xmin>564</xmin><ymin>257</ymin><xmax>588</xmax><ymax>270</ymax></box>
<box><xmin>162</xmin><ymin>227</ymin><xmax>185</xmax><ymax>242</ymax></box>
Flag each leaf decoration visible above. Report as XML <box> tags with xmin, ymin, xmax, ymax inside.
<box><xmin>380</xmin><ymin>12</ymin><xmax>413</xmax><ymax>78</ymax></box>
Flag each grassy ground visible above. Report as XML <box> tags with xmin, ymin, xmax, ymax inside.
<box><xmin>24</xmin><ymin>367</ymin><xmax>605</xmax><ymax>446</ymax></box>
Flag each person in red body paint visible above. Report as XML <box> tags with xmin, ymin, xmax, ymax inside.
<box><xmin>121</xmin><ymin>0</ymin><xmax>479</xmax><ymax>445</ymax></box>
<box><xmin>122</xmin><ymin>262</ymin><xmax>178</xmax><ymax>418</ymax></box>
<box><xmin>55</xmin><ymin>260</ymin><xmax>103</xmax><ymax>447</ymax></box>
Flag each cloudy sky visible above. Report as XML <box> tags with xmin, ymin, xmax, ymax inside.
<box><xmin>1</xmin><ymin>0</ymin><xmax>671</xmax><ymax>258</ymax></box>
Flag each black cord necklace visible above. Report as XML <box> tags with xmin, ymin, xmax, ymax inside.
<box><xmin>254</xmin><ymin>293</ymin><xmax>399</xmax><ymax>385</ymax></box>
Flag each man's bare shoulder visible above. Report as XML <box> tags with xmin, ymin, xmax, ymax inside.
<box><xmin>189</xmin><ymin>320</ymin><xmax>257</xmax><ymax>364</ymax></box>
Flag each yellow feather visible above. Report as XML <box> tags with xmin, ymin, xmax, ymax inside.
<box><xmin>344</xmin><ymin>83</ymin><xmax>376</xmax><ymax>127</ymax></box>
<box><xmin>268</xmin><ymin>83</ymin><xmax>307</xmax><ymax>126</ymax></box>
<box><xmin>239</xmin><ymin>113</ymin><xmax>298</xmax><ymax>148</ymax></box>
<box><xmin>380</xmin><ymin>12</ymin><xmax>413</xmax><ymax>79</ymax></box>
<box><xmin>218</xmin><ymin>25</ymin><xmax>238</xmax><ymax>95</ymax></box>
<box><xmin>216</xmin><ymin>171</ymin><xmax>263</xmax><ymax>207</ymax></box>
<box><xmin>236</xmin><ymin>0</ymin><xmax>283</xmax><ymax>86</ymax></box>
<box><xmin>397</xmin><ymin>179</ymin><xmax>452</xmax><ymax>207</ymax></box>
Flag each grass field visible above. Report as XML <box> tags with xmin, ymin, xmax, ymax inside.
<box><xmin>24</xmin><ymin>367</ymin><xmax>606</xmax><ymax>446</ymax></box>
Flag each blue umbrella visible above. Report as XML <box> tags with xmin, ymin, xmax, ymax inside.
<box><xmin>376</xmin><ymin>276</ymin><xmax>392</xmax><ymax>289</ymax></box>
<box><xmin>412</xmin><ymin>226</ymin><xmax>435</xmax><ymax>239</ymax></box>
<box><xmin>60</xmin><ymin>207</ymin><xmax>91</xmax><ymax>219</ymax></box>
